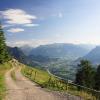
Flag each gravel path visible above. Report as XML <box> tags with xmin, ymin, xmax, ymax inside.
<box><xmin>5</xmin><ymin>67</ymin><xmax>83</xmax><ymax>100</ymax></box>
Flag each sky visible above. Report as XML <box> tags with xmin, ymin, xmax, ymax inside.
<box><xmin>1</xmin><ymin>0</ymin><xmax>100</xmax><ymax>47</ymax></box>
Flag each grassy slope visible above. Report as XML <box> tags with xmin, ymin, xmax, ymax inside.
<box><xmin>22</xmin><ymin>66</ymin><xmax>97</xmax><ymax>100</ymax></box>
<box><xmin>21</xmin><ymin>66</ymin><xmax>52</xmax><ymax>85</ymax></box>
<box><xmin>0</xmin><ymin>62</ymin><xmax>12</xmax><ymax>100</ymax></box>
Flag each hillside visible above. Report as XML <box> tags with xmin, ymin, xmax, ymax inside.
<box><xmin>7</xmin><ymin>47</ymin><xmax>37</xmax><ymax>66</ymax></box>
<box><xmin>20</xmin><ymin>45</ymin><xmax>33</xmax><ymax>56</ymax></box>
<box><xmin>7</xmin><ymin>46</ymin><xmax>58</xmax><ymax>68</ymax></box>
<box><xmin>21</xmin><ymin>66</ymin><xmax>97</xmax><ymax>99</ymax></box>
<box><xmin>79</xmin><ymin>46</ymin><xmax>100</xmax><ymax>64</ymax></box>
<box><xmin>30</xmin><ymin>43</ymin><xmax>92</xmax><ymax>60</ymax></box>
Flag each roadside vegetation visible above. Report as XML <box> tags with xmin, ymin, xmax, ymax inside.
<box><xmin>21</xmin><ymin>65</ymin><xmax>52</xmax><ymax>86</ymax></box>
<box><xmin>0</xmin><ymin>23</ymin><xmax>11</xmax><ymax>100</ymax></box>
<box><xmin>21</xmin><ymin>65</ymin><xmax>99</xmax><ymax>100</ymax></box>
<box><xmin>75</xmin><ymin>60</ymin><xmax>100</xmax><ymax>99</ymax></box>
<box><xmin>0</xmin><ymin>62</ymin><xmax>12</xmax><ymax>100</ymax></box>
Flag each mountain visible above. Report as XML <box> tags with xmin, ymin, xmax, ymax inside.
<box><xmin>7</xmin><ymin>46</ymin><xmax>58</xmax><ymax>68</ymax></box>
<box><xmin>30</xmin><ymin>43</ymin><xmax>91</xmax><ymax>60</ymax></box>
<box><xmin>80</xmin><ymin>46</ymin><xmax>100</xmax><ymax>64</ymax></box>
<box><xmin>78</xmin><ymin>44</ymin><xmax>95</xmax><ymax>51</ymax></box>
<box><xmin>7</xmin><ymin>47</ymin><xmax>38</xmax><ymax>66</ymax></box>
<box><xmin>20</xmin><ymin>45</ymin><xmax>33</xmax><ymax>56</ymax></box>
<box><xmin>7</xmin><ymin>47</ymin><xmax>25</xmax><ymax>60</ymax></box>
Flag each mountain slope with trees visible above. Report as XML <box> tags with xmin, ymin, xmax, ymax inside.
<box><xmin>7</xmin><ymin>46</ymin><xmax>58</xmax><ymax>68</ymax></box>
<box><xmin>79</xmin><ymin>46</ymin><xmax>100</xmax><ymax>64</ymax></box>
<box><xmin>7</xmin><ymin>46</ymin><xmax>38</xmax><ymax>66</ymax></box>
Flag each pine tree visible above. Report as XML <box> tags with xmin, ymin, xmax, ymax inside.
<box><xmin>94</xmin><ymin>65</ymin><xmax>100</xmax><ymax>90</ymax></box>
<box><xmin>75</xmin><ymin>60</ymin><xmax>95</xmax><ymax>88</ymax></box>
<box><xmin>0</xmin><ymin>23</ymin><xmax>9</xmax><ymax>63</ymax></box>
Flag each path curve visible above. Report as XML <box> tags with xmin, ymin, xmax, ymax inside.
<box><xmin>5</xmin><ymin>67</ymin><xmax>82</xmax><ymax>100</ymax></box>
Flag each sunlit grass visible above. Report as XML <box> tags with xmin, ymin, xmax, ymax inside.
<box><xmin>21</xmin><ymin>66</ymin><xmax>51</xmax><ymax>85</ymax></box>
<box><xmin>0</xmin><ymin>62</ymin><xmax>12</xmax><ymax>100</ymax></box>
<box><xmin>22</xmin><ymin>66</ymin><xmax>97</xmax><ymax>100</ymax></box>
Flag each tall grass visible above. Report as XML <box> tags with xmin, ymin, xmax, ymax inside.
<box><xmin>0</xmin><ymin>62</ymin><xmax>12</xmax><ymax>100</ymax></box>
<box><xmin>21</xmin><ymin>66</ymin><xmax>52</xmax><ymax>85</ymax></box>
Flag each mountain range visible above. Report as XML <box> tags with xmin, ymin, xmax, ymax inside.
<box><xmin>7</xmin><ymin>46</ymin><xmax>59</xmax><ymax>68</ymax></box>
<box><xmin>7</xmin><ymin>47</ymin><xmax>42</xmax><ymax>67</ymax></box>
<box><xmin>7</xmin><ymin>43</ymin><xmax>100</xmax><ymax>80</ymax></box>
<box><xmin>29</xmin><ymin>43</ymin><xmax>92</xmax><ymax>60</ymax></box>
<box><xmin>6</xmin><ymin>43</ymin><xmax>100</xmax><ymax>82</ymax></box>
<box><xmin>8</xmin><ymin>43</ymin><xmax>100</xmax><ymax>67</ymax></box>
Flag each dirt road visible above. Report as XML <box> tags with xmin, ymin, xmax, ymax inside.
<box><xmin>5</xmin><ymin>67</ymin><xmax>82</xmax><ymax>100</ymax></box>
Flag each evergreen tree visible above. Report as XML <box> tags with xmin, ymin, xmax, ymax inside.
<box><xmin>94</xmin><ymin>65</ymin><xmax>100</xmax><ymax>90</ymax></box>
<box><xmin>75</xmin><ymin>60</ymin><xmax>95</xmax><ymax>88</ymax></box>
<box><xmin>0</xmin><ymin>23</ymin><xmax>9</xmax><ymax>63</ymax></box>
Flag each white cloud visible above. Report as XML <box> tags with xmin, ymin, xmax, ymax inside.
<box><xmin>1</xmin><ymin>9</ymin><xmax>37</xmax><ymax>24</ymax></box>
<box><xmin>7</xmin><ymin>28</ymin><xmax>24</xmax><ymax>33</ymax></box>
<box><xmin>24</xmin><ymin>24</ymin><xmax>39</xmax><ymax>27</ymax></box>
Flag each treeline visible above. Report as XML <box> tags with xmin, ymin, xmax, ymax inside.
<box><xmin>0</xmin><ymin>24</ymin><xmax>10</xmax><ymax>64</ymax></box>
<box><xmin>75</xmin><ymin>60</ymin><xmax>100</xmax><ymax>91</ymax></box>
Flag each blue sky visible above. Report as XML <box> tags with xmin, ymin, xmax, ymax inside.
<box><xmin>1</xmin><ymin>0</ymin><xmax>100</xmax><ymax>47</ymax></box>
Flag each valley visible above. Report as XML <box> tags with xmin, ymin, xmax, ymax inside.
<box><xmin>7</xmin><ymin>43</ymin><xmax>98</xmax><ymax>82</ymax></box>
<box><xmin>1</xmin><ymin>42</ymin><xmax>99</xmax><ymax>100</ymax></box>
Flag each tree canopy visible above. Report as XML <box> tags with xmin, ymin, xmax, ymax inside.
<box><xmin>75</xmin><ymin>60</ymin><xmax>95</xmax><ymax>88</ymax></box>
<box><xmin>0</xmin><ymin>23</ymin><xmax>10</xmax><ymax>63</ymax></box>
<box><xmin>94</xmin><ymin>65</ymin><xmax>100</xmax><ymax>90</ymax></box>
